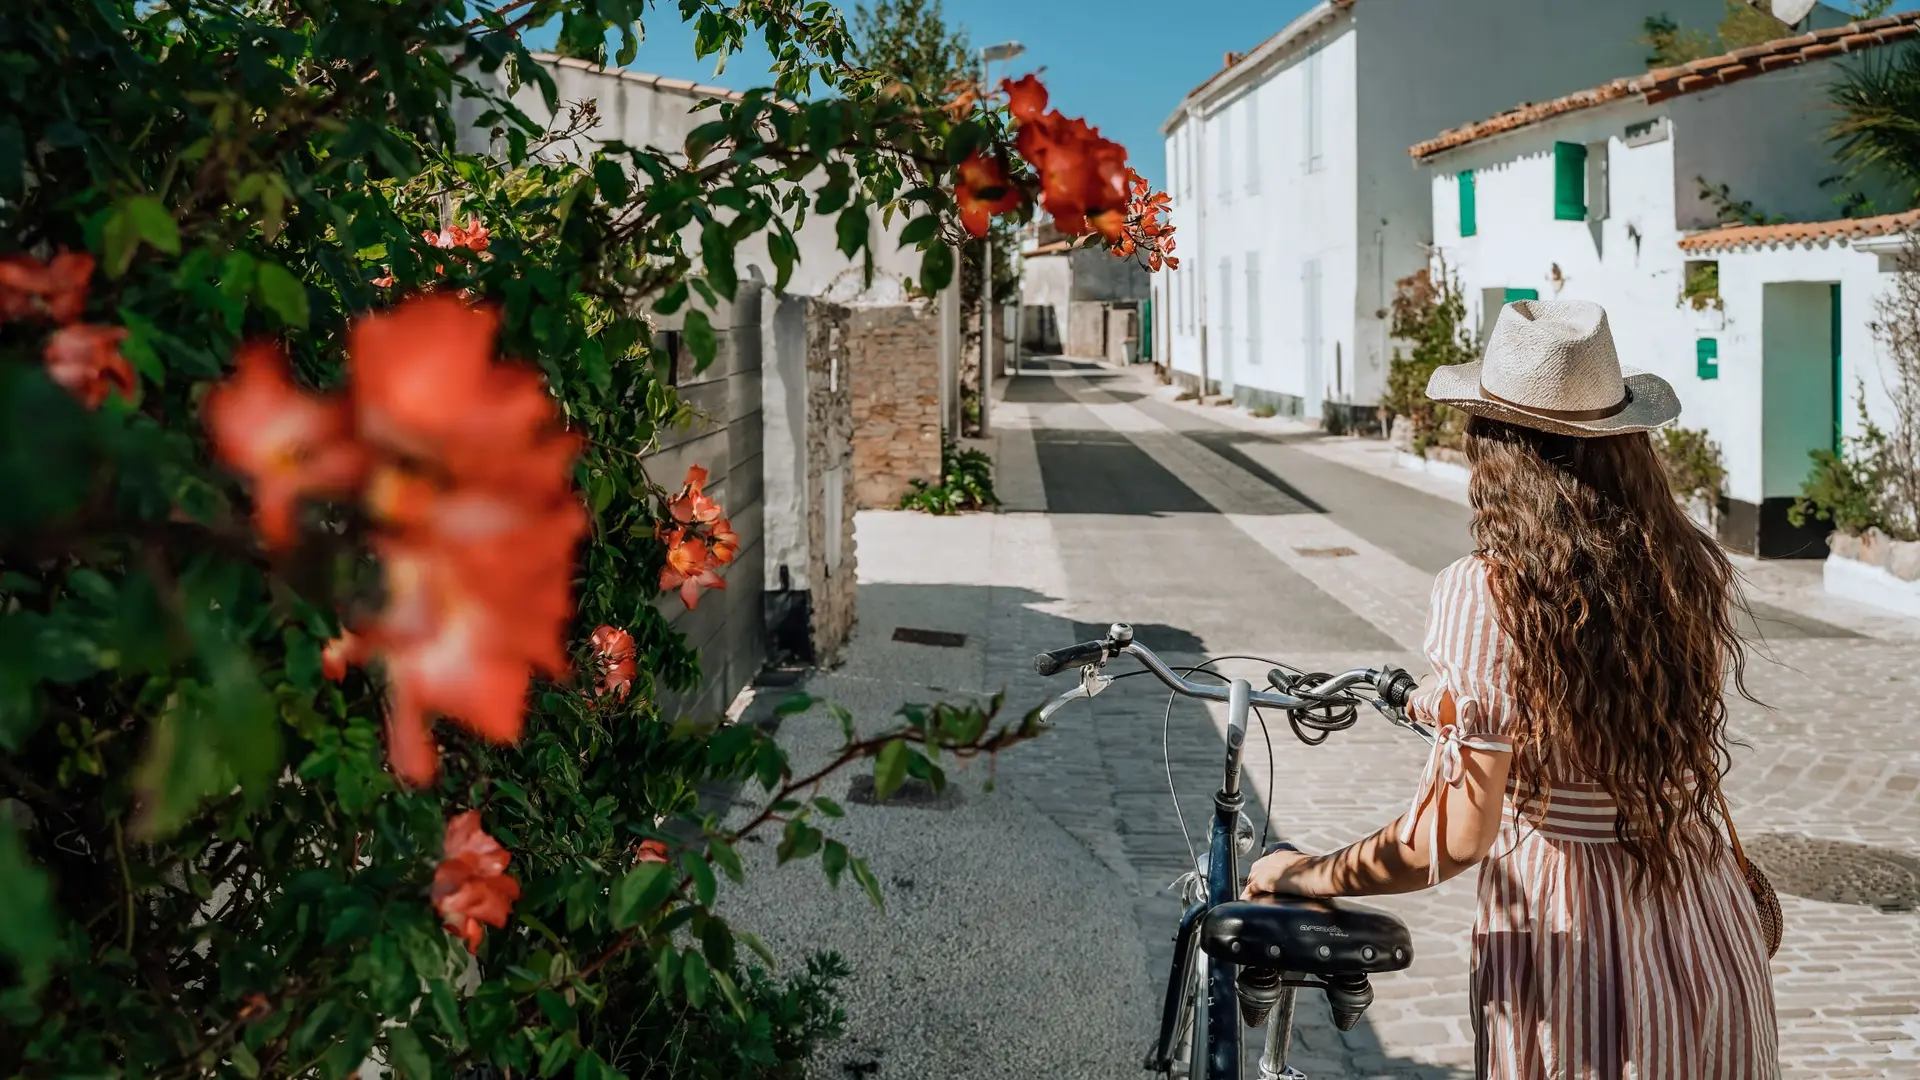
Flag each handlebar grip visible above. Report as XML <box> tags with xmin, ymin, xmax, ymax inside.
<box><xmin>1033</xmin><ymin>639</ymin><xmax>1107</xmax><ymax>676</ymax></box>
<box><xmin>1377</xmin><ymin>668</ymin><xmax>1419</xmax><ymax>709</ymax></box>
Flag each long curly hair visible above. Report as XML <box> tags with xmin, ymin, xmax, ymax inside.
<box><xmin>1463</xmin><ymin>415</ymin><xmax>1754</xmax><ymax>891</ymax></box>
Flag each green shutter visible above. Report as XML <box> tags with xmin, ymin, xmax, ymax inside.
<box><xmin>1697</xmin><ymin>337</ymin><xmax>1719</xmax><ymax>380</ymax></box>
<box><xmin>1458</xmin><ymin>171</ymin><xmax>1477</xmax><ymax>237</ymax></box>
<box><xmin>1503</xmin><ymin>288</ymin><xmax>1538</xmax><ymax>303</ymax></box>
<box><xmin>1554</xmin><ymin>141</ymin><xmax>1588</xmax><ymax>221</ymax></box>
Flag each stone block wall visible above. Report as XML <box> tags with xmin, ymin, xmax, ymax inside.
<box><xmin>848</xmin><ymin>301</ymin><xmax>943</xmax><ymax>509</ymax></box>
<box><xmin>804</xmin><ymin>302</ymin><xmax>858</xmax><ymax>664</ymax></box>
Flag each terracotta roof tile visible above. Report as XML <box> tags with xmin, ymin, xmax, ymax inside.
<box><xmin>1676</xmin><ymin>209</ymin><xmax>1920</xmax><ymax>253</ymax></box>
<box><xmin>1411</xmin><ymin>12</ymin><xmax>1920</xmax><ymax>160</ymax></box>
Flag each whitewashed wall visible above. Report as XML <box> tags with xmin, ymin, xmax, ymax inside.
<box><xmin>467</xmin><ymin>56</ymin><xmax>916</xmax><ymax>303</ymax></box>
<box><xmin>1714</xmin><ymin>242</ymin><xmax>1901</xmax><ymax>508</ymax></box>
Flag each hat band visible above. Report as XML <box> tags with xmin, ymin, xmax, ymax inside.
<box><xmin>1478</xmin><ymin>383</ymin><xmax>1631</xmax><ymax>422</ymax></box>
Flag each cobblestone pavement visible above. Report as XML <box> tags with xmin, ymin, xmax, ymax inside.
<box><xmin>738</xmin><ymin>359</ymin><xmax>1920</xmax><ymax>1079</ymax></box>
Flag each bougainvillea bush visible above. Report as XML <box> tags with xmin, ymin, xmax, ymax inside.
<box><xmin>0</xmin><ymin>1</ymin><xmax>1170</xmax><ymax>1076</ymax></box>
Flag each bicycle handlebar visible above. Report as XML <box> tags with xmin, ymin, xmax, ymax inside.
<box><xmin>1033</xmin><ymin>639</ymin><xmax>1108</xmax><ymax>677</ymax></box>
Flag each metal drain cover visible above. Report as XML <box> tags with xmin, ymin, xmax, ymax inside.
<box><xmin>1745</xmin><ymin>833</ymin><xmax>1920</xmax><ymax>912</ymax></box>
<box><xmin>1294</xmin><ymin>546</ymin><xmax>1356</xmax><ymax>558</ymax></box>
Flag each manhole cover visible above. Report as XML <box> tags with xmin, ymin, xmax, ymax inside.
<box><xmin>1744</xmin><ymin>833</ymin><xmax>1920</xmax><ymax>912</ymax></box>
<box><xmin>1294</xmin><ymin>546</ymin><xmax>1356</xmax><ymax>558</ymax></box>
<box><xmin>847</xmin><ymin>775</ymin><xmax>959</xmax><ymax>809</ymax></box>
<box><xmin>892</xmin><ymin>627</ymin><xmax>967</xmax><ymax>648</ymax></box>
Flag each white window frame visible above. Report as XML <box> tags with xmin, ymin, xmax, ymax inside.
<box><xmin>1304</xmin><ymin>49</ymin><xmax>1324</xmax><ymax>174</ymax></box>
<box><xmin>1245</xmin><ymin>252</ymin><xmax>1261</xmax><ymax>364</ymax></box>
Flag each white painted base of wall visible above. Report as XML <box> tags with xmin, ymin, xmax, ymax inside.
<box><xmin>1824</xmin><ymin>554</ymin><xmax>1920</xmax><ymax>620</ymax></box>
<box><xmin>1393</xmin><ymin>451</ymin><xmax>1472</xmax><ymax>488</ymax></box>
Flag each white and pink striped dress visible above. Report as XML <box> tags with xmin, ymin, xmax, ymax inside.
<box><xmin>1406</xmin><ymin>556</ymin><xmax>1779</xmax><ymax>1080</ymax></box>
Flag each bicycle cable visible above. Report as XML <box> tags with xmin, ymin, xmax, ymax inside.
<box><xmin>1155</xmin><ymin>656</ymin><xmax>1299</xmax><ymax>877</ymax></box>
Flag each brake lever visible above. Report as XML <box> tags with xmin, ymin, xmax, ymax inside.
<box><xmin>1037</xmin><ymin>666</ymin><xmax>1113</xmax><ymax>724</ymax></box>
<box><xmin>1370</xmin><ymin>697</ymin><xmax>1435</xmax><ymax>744</ymax></box>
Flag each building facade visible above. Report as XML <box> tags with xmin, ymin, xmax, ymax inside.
<box><xmin>1415</xmin><ymin>13</ymin><xmax>1920</xmax><ymax>555</ymax></box>
<box><xmin>1154</xmin><ymin>0</ymin><xmax>1732</xmax><ymax>426</ymax></box>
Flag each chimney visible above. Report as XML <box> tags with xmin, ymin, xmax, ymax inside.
<box><xmin>1223</xmin><ymin>51</ymin><xmax>1243</xmax><ymax>68</ymax></box>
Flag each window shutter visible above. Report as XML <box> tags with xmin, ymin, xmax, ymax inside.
<box><xmin>1503</xmin><ymin>287</ymin><xmax>1538</xmax><ymax>303</ymax></box>
<box><xmin>1554</xmin><ymin>142</ymin><xmax>1588</xmax><ymax>221</ymax></box>
<box><xmin>1458</xmin><ymin>171</ymin><xmax>1477</xmax><ymax>237</ymax></box>
<box><xmin>1696</xmin><ymin>337</ymin><xmax>1719</xmax><ymax>380</ymax></box>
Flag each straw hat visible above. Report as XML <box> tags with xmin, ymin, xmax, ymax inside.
<box><xmin>1425</xmin><ymin>299</ymin><xmax>1680</xmax><ymax>437</ymax></box>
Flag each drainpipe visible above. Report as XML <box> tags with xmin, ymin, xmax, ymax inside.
<box><xmin>1189</xmin><ymin>103</ymin><xmax>1209</xmax><ymax>399</ymax></box>
<box><xmin>939</xmin><ymin>254</ymin><xmax>960</xmax><ymax>442</ymax></box>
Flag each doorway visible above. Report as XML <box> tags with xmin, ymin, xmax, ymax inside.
<box><xmin>1757</xmin><ymin>281</ymin><xmax>1840</xmax><ymax>557</ymax></box>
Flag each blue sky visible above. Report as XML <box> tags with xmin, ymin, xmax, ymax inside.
<box><xmin>524</xmin><ymin>1</ymin><xmax>1920</xmax><ymax>192</ymax></box>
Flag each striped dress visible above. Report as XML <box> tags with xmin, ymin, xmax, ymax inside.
<box><xmin>1405</xmin><ymin>556</ymin><xmax>1779</xmax><ymax>1080</ymax></box>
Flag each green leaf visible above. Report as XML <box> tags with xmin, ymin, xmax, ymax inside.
<box><xmin>683</xmin><ymin>851</ymin><xmax>717</xmax><ymax>907</ymax></box>
<box><xmin>764</xmin><ymin>228</ymin><xmax>796</xmax><ymax>293</ymax></box>
<box><xmin>0</xmin><ymin>818</ymin><xmax>61</xmax><ymax>989</ymax></box>
<box><xmin>874</xmin><ymin>739</ymin><xmax>910</xmax><ymax>802</ymax></box>
<box><xmin>850</xmin><ymin>856</ymin><xmax>885</xmax><ymax>910</ymax></box>
<box><xmin>385</xmin><ymin>1027</ymin><xmax>432</xmax><ymax>1080</ymax></box>
<box><xmin>652</xmin><ymin>281</ymin><xmax>689</xmax><ymax>315</ymax></box>
<box><xmin>229</xmin><ymin>1042</ymin><xmax>261</xmax><ymax>1079</ymax></box>
<box><xmin>592</xmin><ymin>158</ymin><xmax>631</xmax><ymax>205</ymax></box>
<box><xmin>829</xmin><ymin>702</ymin><xmax>855</xmax><ymax>742</ymax></box>
<box><xmin>822</xmin><ymin>839</ymin><xmax>848</xmax><ymax>886</ymax></box>
<box><xmin>682</xmin><ymin>949</ymin><xmax>711</xmax><ymax>1007</ymax></box>
<box><xmin>777</xmin><ymin>819</ymin><xmax>822</xmax><ymax>864</ymax></box>
<box><xmin>898</xmin><ymin>215</ymin><xmax>940</xmax><ymax>248</ymax></box>
<box><xmin>812</xmin><ymin>796</ymin><xmax>845</xmax><ymax>819</ymax></box>
<box><xmin>835</xmin><ymin>204</ymin><xmax>870</xmax><ymax>259</ymax></box>
<box><xmin>920</xmin><ymin>243</ymin><xmax>955</xmax><ymax>294</ymax></box>
<box><xmin>700</xmin><ymin>222</ymin><xmax>738</xmax><ymax>299</ymax></box>
<box><xmin>426</xmin><ymin>978</ymin><xmax>465</xmax><ymax>1048</ymax></box>
<box><xmin>735</xmin><ymin>928</ymin><xmax>776</xmax><ymax>967</ymax></box>
<box><xmin>683</xmin><ymin>308</ymin><xmax>717</xmax><ymax>371</ymax></box>
<box><xmin>775</xmin><ymin>692</ymin><xmax>814</xmax><ymax>717</ymax></box>
<box><xmin>255</xmin><ymin>262</ymin><xmax>310</xmax><ymax>329</ymax></box>
<box><xmin>538</xmin><ymin>1035</ymin><xmax>575</xmax><ymax>1078</ymax></box>
<box><xmin>124</xmin><ymin>195</ymin><xmax>180</xmax><ymax>255</ymax></box>
<box><xmin>708</xmin><ymin>838</ymin><xmax>745</xmax><ymax>884</ymax></box>
<box><xmin>611</xmin><ymin>863</ymin><xmax>676</xmax><ymax>927</ymax></box>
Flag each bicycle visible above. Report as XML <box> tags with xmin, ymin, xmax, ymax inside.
<box><xmin>1033</xmin><ymin>622</ymin><xmax>1435</xmax><ymax>1080</ymax></box>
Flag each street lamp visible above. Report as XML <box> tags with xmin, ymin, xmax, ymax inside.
<box><xmin>977</xmin><ymin>40</ymin><xmax>1025</xmax><ymax>436</ymax></box>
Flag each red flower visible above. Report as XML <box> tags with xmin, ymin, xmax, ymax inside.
<box><xmin>0</xmin><ymin>250</ymin><xmax>95</xmax><ymax>325</ymax></box>
<box><xmin>590</xmin><ymin>624</ymin><xmax>637</xmax><ymax>701</ymax></box>
<box><xmin>708</xmin><ymin>517</ymin><xmax>740</xmax><ymax>566</ymax></box>
<box><xmin>204</xmin><ymin>343</ymin><xmax>367</xmax><ymax>547</ymax></box>
<box><xmin>43</xmin><ymin>324</ymin><xmax>134</xmax><ymax>410</ymax></box>
<box><xmin>452</xmin><ymin>216</ymin><xmax>490</xmax><ymax>252</ymax></box>
<box><xmin>321</xmin><ymin>630</ymin><xmax>365</xmax><ymax>682</ymax></box>
<box><xmin>1003</xmin><ymin>74</ymin><xmax>1048</xmax><ymax>123</ymax></box>
<box><xmin>432</xmin><ymin>811</ymin><xmax>520</xmax><ymax>954</ymax></box>
<box><xmin>634</xmin><ymin>839</ymin><xmax>669</xmax><ymax>864</ymax></box>
<box><xmin>955</xmin><ymin>152</ymin><xmax>1022</xmax><ymax>238</ymax></box>
<box><xmin>370</xmin><ymin>271</ymin><xmax>396</xmax><ymax>288</ymax></box>
<box><xmin>660</xmin><ymin>529</ymin><xmax>725</xmax><ymax>610</ymax></box>
<box><xmin>669</xmin><ymin>464</ymin><xmax>724</xmax><ymax>526</ymax></box>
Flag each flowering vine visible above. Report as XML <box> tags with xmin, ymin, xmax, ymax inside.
<box><xmin>206</xmin><ymin>292</ymin><xmax>587</xmax><ymax>788</ymax></box>
<box><xmin>432</xmin><ymin>811</ymin><xmax>521</xmax><ymax>954</ymax></box>
<box><xmin>0</xmin><ymin>250</ymin><xmax>135</xmax><ymax>409</ymax></box>
<box><xmin>659</xmin><ymin>465</ymin><xmax>738</xmax><ymax>610</ymax></box>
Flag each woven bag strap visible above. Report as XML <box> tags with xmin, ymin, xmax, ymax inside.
<box><xmin>1715</xmin><ymin>782</ymin><xmax>1751</xmax><ymax>873</ymax></box>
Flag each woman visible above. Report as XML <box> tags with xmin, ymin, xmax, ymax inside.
<box><xmin>1244</xmin><ymin>299</ymin><xmax>1778</xmax><ymax>1079</ymax></box>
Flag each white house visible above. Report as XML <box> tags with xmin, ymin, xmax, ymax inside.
<box><xmin>1415</xmin><ymin>12</ymin><xmax>1920</xmax><ymax>556</ymax></box>
<box><xmin>1152</xmin><ymin>0</ymin><xmax>1741</xmax><ymax>429</ymax></box>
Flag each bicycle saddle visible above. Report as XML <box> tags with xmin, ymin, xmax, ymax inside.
<box><xmin>1198</xmin><ymin>894</ymin><xmax>1413</xmax><ymax>977</ymax></box>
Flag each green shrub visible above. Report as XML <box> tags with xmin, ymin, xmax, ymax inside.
<box><xmin>0</xmin><ymin>1</ymin><xmax>1109</xmax><ymax>1076</ymax></box>
<box><xmin>900</xmin><ymin>441</ymin><xmax>998</xmax><ymax>514</ymax></box>
<box><xmin>1789</xmin><ymin>418</ymin><xmax>1907</xmax><ymax>538</ymax></box>
<box><xmin>1383</xmin><ymin>261</ymin><xmax>1475</xmax><ymax>455</ymax></box>
<box><xmin>1654</xmin><ymin>426</ymin><xmax>1728</xmax><ymax>506</ymax></box>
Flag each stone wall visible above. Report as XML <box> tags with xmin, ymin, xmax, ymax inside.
<box><xmin>848</xmin><ymin>301</ymin><xmax>943</xmax><ymax>509</ymax></box>
<box><xmin>805</xmin><ymin>303</ymin><xmax>858</xmax><ymax>664</ymax></box>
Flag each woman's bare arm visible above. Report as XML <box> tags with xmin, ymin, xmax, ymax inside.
<box><xmin>1243</xmin><ymin>744</ymin><xmax>1512</xmax><ymax>898</ymax></box>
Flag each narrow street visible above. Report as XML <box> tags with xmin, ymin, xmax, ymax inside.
<box><xmin>722</xmin><ymin>359</ymin><xmax>1920</xmax><ymax>1079</ymax></box>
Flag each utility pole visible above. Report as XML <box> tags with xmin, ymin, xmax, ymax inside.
<box><xmin>977</xmin><ymin>40</ymin><xmax>1025</xmax><ymax>438</ymax></box>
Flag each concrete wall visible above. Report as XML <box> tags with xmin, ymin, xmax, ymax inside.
<box><xmin>1021</xmin><ymin>253</ymin><xmax>1070</xmax><ymax>353</ymax></box>
<box><xmin>645</xmin><ymin>285</ymin><xmax>767</xmax><ymax>722</ymax></box>
<box><xmin>848</xmin><ymin>302</ymin><xmax>943</xmax><ymax>508</ymax></box>
<box><xmin>469</xmin><ymin>55</ymin><xmax>915</xmax><ymax>303</ymax></box>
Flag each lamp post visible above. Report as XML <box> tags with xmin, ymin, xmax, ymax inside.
<box><xmin>977</xmin><ymin>40</ymin><xmax>1024</xmax><ymax>438</ymax></box>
